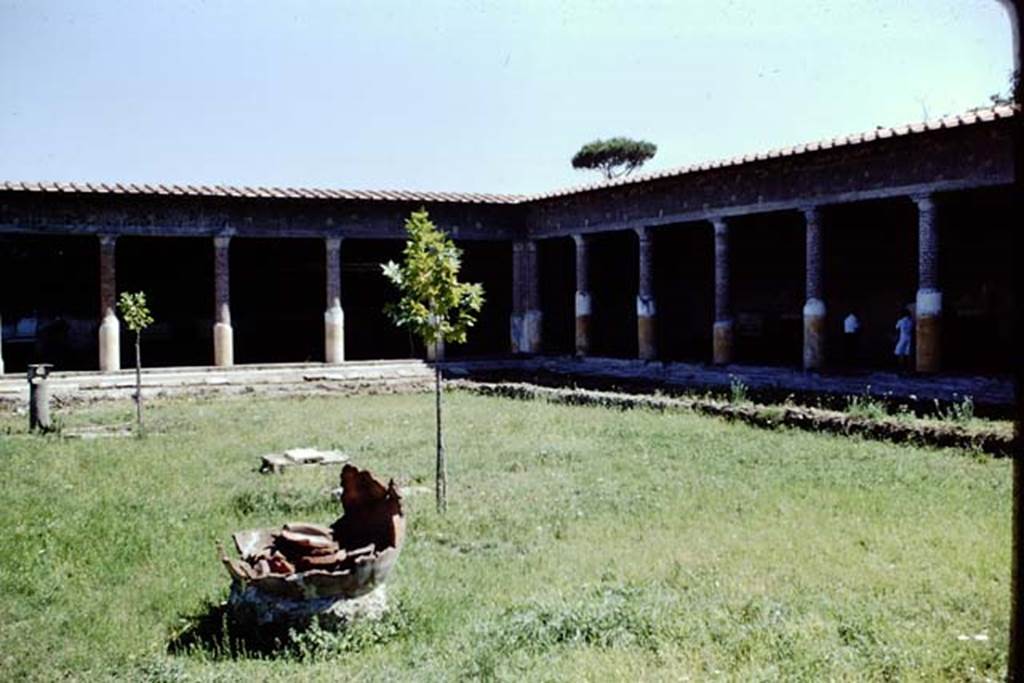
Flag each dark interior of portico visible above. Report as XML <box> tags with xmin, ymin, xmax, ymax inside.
<box><xmin>0</xmin><ymin>235</ymin><xmax>98</xmax><ymax>373</ymax></box>
<box><xmin>538</xmin><ymin>237</ymin><xmax>575</xmax><ymax>355</ymax></box>
<box><xmin>653</xmin><ymin>222</ymin><xmax>714</xmax><ymax>363</ymax></box>
<box><xmin>939</xmin><ymin>187</ymin><xmax>1014</xmax><ymax>374</ymax></box>
<box><xmin>116</xmin><ymin>237</ymin><xmax>212</xmax><ymax>368</ymax></box>
<box><xmin>824</xmin><ymin>198</ymin><xmax>917</xmax><ymax>370</ymax></box>
<box><xmin>589</xmin><ymin>231</ymin><xmax>638</xmax><ymax>358</ymax></box>
<box><xmin>448</xmin><ymin>241</ymin><xmax>512</xmax><ymax>358</ymax></box>
<box><xmin>341</xmin><ymin>239</ymin><xmax>419</xmax><ymax>361</ymax></box>
<box><xmin>232</xmin><ymin>238</ymin><xmax>323</xmax><ymax>364</ymax></box>
<box><xmin>731</xmin><ymin>211</ymin><xmax>804</xmax><ymax>367</ymax></box>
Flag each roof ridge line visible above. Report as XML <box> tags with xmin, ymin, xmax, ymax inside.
<box><xmin>1</xmin><ymin>104</ymin><xmax>1015</xmax><ymax>204</ymax></box>
<box><xmin>0</xmin><ymin>180</ymin><xmax>528</xmax><ymax>204</ymax></box>
<box><xmin>526</xmin><ymin>103</ymin><xmax>1019</xmax><ymax>201</ymax></box>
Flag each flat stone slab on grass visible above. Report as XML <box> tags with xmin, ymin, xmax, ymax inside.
<box><xmin>64</xmin><ymin>425</ymin><xmax>135</xmax><ymax>439</ymax></box>
<box><xmin>260</xmin><ymin>448</ymin><xmax>348</xmax><ymax>474</ymax></box>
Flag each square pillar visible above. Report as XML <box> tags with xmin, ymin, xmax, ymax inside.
<box><xmin>213</xmin><ymin>235</ymin><xmax>234</xmax><ymax>367</ymax></box>
<box><xmin>325</xmin><ymin>237</ymin><xmax>345</xmax><ymax>364</ymax></box>
<box><xmin>511</xmin><ymin>240</ymin><xmax>542</xmax><ymax>354</ymax></box>
<box><xmin>914</xmin><ymin>194</ymin><xmax>942</xmax><ymax>373</ymax></box>
<box><xmin>98</xmin><ymin>234</ymin><xmax>120</xmax><ymax>372</ymax></box>
<box><xmin>573</xmin><ymin>234</ymin><xmax>591</xmax><ymax>357</ymax></box>
<box><xmin>802</xmin><ymin>206</ymin><xmax>826</xmax><ymax>370</ymax></box>
<box><xmin>712</xmin><ymin>218</ymin><xmax>733</xmax><ymax>365</ymax></box>
<box><xmin>635</xmin><ymin>227</ymin><xmax>657</xmax><ymax>360</ymax></box>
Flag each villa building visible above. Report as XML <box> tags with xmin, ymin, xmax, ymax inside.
<box><xmin>0</xmin><ymin>106</ymin><xmax>1015</xmax><ymax>377</ymax></box>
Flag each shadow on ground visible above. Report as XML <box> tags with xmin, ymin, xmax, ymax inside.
<box><xmin>168</xmin><ymin>595</ymin><xmax>416</xmax><ymax>661</ymax></box>
<box><xmin>168</xmin><ymin>600</ymin><xmax>294</xmax><ymax>659</ymax></box>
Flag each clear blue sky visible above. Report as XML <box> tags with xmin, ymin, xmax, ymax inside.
<box><xmin>0</xmin><ymin>0</ymin><xmax>1015</xmax><ymax>195</ymax></box>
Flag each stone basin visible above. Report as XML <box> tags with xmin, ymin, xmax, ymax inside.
<box><xmin>221</xmin><ymin>464</ymin><xmax>405</xmax><ymax>602</ymax></box>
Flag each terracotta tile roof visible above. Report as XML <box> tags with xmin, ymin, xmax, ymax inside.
<box><xmin>526</xmin><ymin>104</ymin><xmax>1018</xmax><ymax>201</ymax></box>
<box><xmin>0</xmin><ymin>106</ymin><xmax>1014</xmax><ymax>206</ymax></box>
<box><xmin>0</xmin><ymin>179</ymin><xmax>524</xmax><ymax>204</ymax></box>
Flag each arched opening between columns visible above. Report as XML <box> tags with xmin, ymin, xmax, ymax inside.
<box><xmin>0</xmin><ymin>234</ymin><xmax>97</xmax><ymax>373</ymax></box>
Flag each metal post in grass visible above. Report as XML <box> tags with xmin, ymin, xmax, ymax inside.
<box><xmin>117</xmin><ymin>291</ymin><xmax>154</xmax><ymax>436</ymax></box>
<box><xmin>381</xmin><ymin>209</ymin><xmax>484</xmax><ymax>513</ymax></box>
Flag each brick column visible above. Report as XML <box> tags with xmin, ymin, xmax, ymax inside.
<box><xmin>712</xmin><ymin>218</ymin><xmax>733</xmax><ymax>364</ymax></box>
<box><xmin>636</xmin><ymin>227</ymin><xmax>657</xmax><ymax>360</ymax></box>
<box><xmin>802</xmin><ymin>206</ymin><xmax>826</xmax><ymax>370</ymax></box>
<box><xmin>914</xmin><ymin>193</ymin><xmax>941</xmax><ymax>373</ymax></box>
<box><xmin>213</xmin><ymin>236</ymin><xmax>234</xmax><ymax>367</ymax></box>
<box><xmin>511</xmin><ymin>240</ymin><xmax>542</xmax><ymax>354</ymax></box>
<box><xmin>98</xmin><ymin>234</ymin><xmax>120</xmax><ymax>372</ymax></box>
<box><xmin>324</xmin><ymin>237</ymin><xmax>345</xmax><ymax>364</ymax></box>
<box><xmin>573</xmin><ymin>234</ymin><xmax>591</xmax><ymax>356</ymax></box>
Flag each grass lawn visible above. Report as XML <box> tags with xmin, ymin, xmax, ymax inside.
<box><xmin>0</xmin><ymin>391</ymin><xmax>1011</xmax><ymax>681</ymax></box>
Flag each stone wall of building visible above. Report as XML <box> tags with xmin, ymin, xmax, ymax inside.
<box><xmin>0</xmin><ymin>112</ymin><xmax>1016</xmax><ymax>375</ymax></box>
<box><xmin>525</xmin><ymin>121</ymin><xmax>1014</xmax><ymax>237</ymax></box>
<box><xmin>0</xmin><ymin>193</ymin><xmax>525</xmax><ymax>241</ymax></box>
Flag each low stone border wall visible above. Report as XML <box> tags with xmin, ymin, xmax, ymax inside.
<box><xmin>455</xmin><ymin>380</ymin><xmax>1016</xmax><ymax>457</ymax></box>
<box><xmin>0</xmin><ymin>377</ymin><xmax>433</xmax><ymax>413</ymax></box>
<box><xmin>0</xmin><ymin>361</ymin><xmax>436</xmax><ymax>412</ymax></box>
<box><xmin>451</xmin><ymin>363</ymin><xmax>1014</xmax><ymax>419</ymax></box>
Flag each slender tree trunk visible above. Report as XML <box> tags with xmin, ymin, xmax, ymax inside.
<box><xmin>434</xmin><ymin>337</ymin><xmax>447</xmax><ymax>513</ymax></box>
<box><xmin>134</xmin><ymin>332</ymin><xmax>143</xmax><ymax>435</ymax></box>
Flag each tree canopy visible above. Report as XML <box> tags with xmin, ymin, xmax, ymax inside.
<box><xmin>117</xmin><ymin>291</ymin><xmax>154</xmax><ymax>333</ymax></box>
<box><xmin>117</xmin><ymin>291</ymin><xmax>154</xmax><ymax>436</ymax></box>
<box><xmin>571</xmin><ymin>137</ymin><xmax>657</xmax><ymax>180</ymax></box>
<box><xmin>381</xmin><ymin>209</ymin><xmax>484</xmax><ymax>346</ymax></box>
<box><xmin>381</xmin><ymin>209</ymin><xmax>485</xmax><ymax>513</ymax></box>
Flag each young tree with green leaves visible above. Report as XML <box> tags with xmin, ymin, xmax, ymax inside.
<box><xmin>571</xmin><ymin>137</ymin><xmax>657</xmax><ymax>180</ymax></box>
<box><xmin>117</xmin><ymin>291</ymin><xmax>154</xmax><ymax>435</ymax></box>
<box><xmin>381</xmin><ymin>209</ymin><xmax>484</xmax><ymax>512</ymax></box>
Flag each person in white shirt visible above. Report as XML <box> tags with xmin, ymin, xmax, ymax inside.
<box><xmin>843</xmin><ymin>311</ymin><xmax>861</xmax><ymax>366</ymax></box>
<box><xmin>894</xmin><ymin>308</ymin><xmax>914</xmax><ymax>372</ymax></box>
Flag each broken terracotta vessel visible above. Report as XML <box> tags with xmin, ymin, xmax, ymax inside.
<box><xmin>222</xmin><ymin>464</ymin><xmax>405</xmax><ymax>600</ymax></box>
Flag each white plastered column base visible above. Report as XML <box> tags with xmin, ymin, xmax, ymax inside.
<box><xmin>574</xmin><ymin>291</ymin><xmax>592</xmax><ymax>357</ymax></box>
<box><xmin>426</xmin><ymin>339</ymin><xmax>445</xmax><ymax>362</ymax></box>
<box><xmin>324</xmin><ymin>306</ymin><xmax>345</xmax><ymax>364</ymax></box>
<box><xmin>636</xmin><ymin>296</ymin><xmax>657</xmax><ymax>361</ymax></box>
<box><xmin>802</xmin><ymin>298</ymin><xmax>826</xmax><ymax>371</ymax></box>
<box><xmin>713</xmin><ymin>320</ymin><xmax>734</xmax><ymax>365</ymax></box>
<box><xmin>915</xmin><ymin>288</ymin><xmax>942</xmax><ymax>373</ymax></box>
<box><xmin>214</xmin><ymin>322</ymin><xmax>234</xmax><ymax>367</ymax></box>
<box><xmin>98</xmin><ymin>312</ymin><xmax>121</xmax><ymax>372</ymax></box>
<box><xmin>523</xmin><ymin>309</ymin><xmax>542</xmax><ymax>353</ymax></box>
<box><xmin>510</xmin><ymin>313</ymin><xmax>525</xmax><ymax>353</ymax></box>
<box><xmin>511</xmin><ymin>309</ymin><xmax>543</xmax><ymax>354</ymax></box>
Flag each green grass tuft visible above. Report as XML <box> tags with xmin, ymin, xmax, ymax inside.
<box><xmin>0</xmin><ymin>392</ymin><xmax>1011</xmax><ymax>681</ymax></box>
